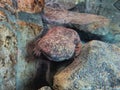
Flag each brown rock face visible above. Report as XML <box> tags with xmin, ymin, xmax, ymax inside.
<box><xmin>0</xmin><ymin>0</ymin><xmax>13</xmax><ymax>8</ymax></box>
<box><xmin>44</xmin><ymin>6</ymin><xmax>109</xmax><ymax>32</ymax></box>
<box><xmin>0</xmin><ymin>0</ymin><xmax>44</xmax><ymax>13</ymax></box>
<box><xmin>17</xmin><ymin>0</ymin><xmax>44</xmax><ymax>13</ymax></box>
<box><xmin>33</xmin><ymin>26</ymin><xmax>82</xmax><ymax>61</ymax></box>
<box><xmin>45</xmin><ymin>0</ymin><xmax>77</xmax><ymax>10</ymax></box>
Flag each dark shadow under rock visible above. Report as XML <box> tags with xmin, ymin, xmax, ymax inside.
<box><xmin>31</xmin><ymin>55</ymin><xmax>74</xmax><ymax>90</ymax></box>
<box><xmin>53</xmin><ymin>40</ymin><xmax>120</xmax><ymax>90</ymax></box>
<box><xmin>26</xmin><ymin>41</ymin><xmax>75</xmax><ymax>90</ymax></box>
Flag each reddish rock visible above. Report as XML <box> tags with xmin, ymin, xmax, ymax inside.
<box><xmin>0</xmin><ymin>0</ymin><xmax>44</xmax><ymax>13</ymax></box>
<box><xmin>44</xmin><ymin>6</ymin><xmax>109</xmax><ymax>32</ymax></box>
<box><xmin>17</xmin><ymin>0</ymin><xmax>44</xmax><ymax>13</ymax></box>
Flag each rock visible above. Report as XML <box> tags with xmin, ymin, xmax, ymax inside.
<box><xmin>0</xmin><ymin>10</ymin><xmax>17</xmax><ymax>90</ymax></box>
<box><xmin>0</xmin><ymin>0</ymin><xmax>13</xmax><ymax>8</ymax></box>
<box><xmin>38</xmin><ymin>86</ymin><xmax>52</xmax><ymax>90</ymax></box>
<box><xmin>53</xmin><ymin>40</ymin><xmax>120</xmax><ymax>90</ymax></box>
<box><xmin>0</xmin><ymin>0</ymin><xmax>44</xmax><ymax>13</ymax></box>
<box><xmin>17</xmin><ymin>0</ymin><xmax>44</xmax><ymax>13</ymax></box>
<box><xmin>84</xmin><ymin>0</ymin><xmax>120</xmax><ymax>42</ymax></box>
<box><xmin>0</xmin><ymin>8</ymin><xmax>43</xmax><ymax>90</ymax></box>
<box><xmin>44</xmin><ymin>6</ymin><xmax>109</xmax><ymax>35</ymax></box>
<box><xmin>114</xmin><ymin>42</ymin><xmax>120</xmax><ymax>48</ymax></box>
<box><xmin>15</xmin><ymin>21</ymin><xmax>42</xmax><ymax>90</ymax></box>
<box><xmin>45</xmin><ymin>0</ymin><xmax>77</xmax><ymax>10</ymax></box>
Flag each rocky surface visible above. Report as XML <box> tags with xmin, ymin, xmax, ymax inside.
<box><xmin>53</xmin><ymin>40</ymin><xmax>120</xmax><ymax>90</ymax></box>
<box><xmin>86</xmin><ymin>0</ymin><xmax>120</xmax><ymax>43</ymax></box>
<box><xmin>0</xmin><ymin>0</ymin><xmax>120</xmax><ymax>90</ymax></box>
<box><xmin>74</xmin><ymin>0</ymin><xmax>120</xmax><ymax>43</ymax></box>
<box><xmin>44</xmin><ymin>6</ymin><xmax>109</xmax><ymax>36</ymax></box>
<box><xmin>17</xmin><ymin>0</ymin><xmax>44</xmax><ymax>13</ymax></box>
<box><xmin>0</xmin><ymin>0</ymin><xmax>44</xmax><ymax>13</ymax></box>
<box><xmin>45</xmin><ymin>0</ymin><xmax>77</xmax><ymax>10</ymax></box>
<box><xmin>0</xmin><ymin>0</ymin><xmax>13</xmax><ymax>8</ymax></box>
<box><xmin>0</xmin><ymin>6</ymin><xmax>43</xmax><ymax>90</ymax></box>
<box><xmin>38</xmin><ymin>86</ymin><xmax>52</xmax><ymax>90</ymax></box>
<box><xmin>0</xmin><ymin>15</ymin><xmax>16</xmax><ymax>90</ymax></box>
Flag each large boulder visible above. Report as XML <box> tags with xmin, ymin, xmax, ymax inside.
<box><xmin>53</xmin><ymin>40</ymin><xmax>120</xmax><ymax>90</ymax></box>
<box><xmin>76</xmin><ymin>0</ymin><xmax>120</xmax><ymax>43</ymax></box>
<box><xmin>0</xmin><ymin>10</ymin><xmax>16</xmax><ymax>90</ymax></box>
<box><xmin>0</xmin><ymin>7</ymin><xmax>43</xmax><ymax>90</ymax></box>
<box><xmin>44</xmin><ymin>6</ymin><xmax>109</xmax><ymax>36</ymax></box>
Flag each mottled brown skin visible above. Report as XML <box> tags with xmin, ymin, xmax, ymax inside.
<box><xmin>33</xmin><ymin>26</ymin><xmax>81</xmax><ymax>61</ymax></box>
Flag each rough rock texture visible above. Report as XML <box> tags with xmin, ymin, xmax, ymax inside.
<box><xmin>0</xmin><ymin>0</ymin><xmax>119</xmax><ymax>90</ymax></box>
<box><xmin>44</xmin><ymin>6</ymin><xmax>109</xmax><ymax>35</ymax></box>
<box><xmin>45</xmin><ymin>0</ymin><xmax>77</xmax><ymax>10</ymax></box>
<box><xmin>0</xmin><ymin>13</ymin><xmax>16</xmax><ymax>90</ymax></box>
<box><xmin>0</xmin><ymin>0</ymin><xmax>44</xmax><ymax>13</ymax></box>
<box><xmin>53</xmin><ymin>40</ymin><xmax>120</xmax><ymax>90</ymax></box>
<box><xmin>0</xmin><ymin>7</ymin><xmax>43</xmax><ymax>90</ymax></box>
<box><xmin>115</xmin><ymin>43</ymin><xmax>120</xmax><ymax>48</ymax></box>
<box><xmin>0</xmin><ymin>0</ymin><xmax>13</xmax><ymax>8</ymax></box>
<box><xmin>84</xmin><ymin>0</ymin><xmax>120</xmax><ymax>43</ymax></box>
<box><xmin>17</xmin><ymin>0</ymin><xmax>44</xmax><ymax>13</ymax></box>
<box><xmin>38</xmin><ymin>86</ymin><xmax>52</xmax><ymax>90</ymax></box>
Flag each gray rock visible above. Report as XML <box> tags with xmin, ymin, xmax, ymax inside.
<box><xmin>0</xmin><ymin>11</ymin><xmax>17</xmax><ymax>90</ymax></box>
<box><xmin>114</xmin><ymin>42</ymin><xmax>120</xmax><ymax>48</ymax></box>
<box><xmin>85</xmin><ymin>0</ymin><xmax>120</xmax><ymax>43</ymax></box>
<box><xmin>38</xmin><ymin>86</ymin><xmax>52</xmax><ymax>90</ymax></box>
<box><xmin>68</xmin><ymin>0</ymin><xmax>120</xmax><ymax>43</ymax></box>
<box><xmin>53</xmin><ymin>40</ymin><xmax>120</xmax><ymax>90</ymax></box>
<box><xmin>0</xmin><ymin>8</ymin><xmax>43</xmax><ymax>90</ymax></box>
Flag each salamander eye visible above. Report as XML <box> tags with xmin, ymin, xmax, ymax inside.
<box><xmin>74</xmin><ymin>38</ymin><xmax>78</xmax><ymax>44</ymax></box>
<box><xmin>38</xmin><ymin>0</ymin><xmax>44</xmax><ymax>7</ymax></box>
<box><xmin>53</xmin><ymin>3</ymin><xmax>60</xmax><ymax>8</ymax></box>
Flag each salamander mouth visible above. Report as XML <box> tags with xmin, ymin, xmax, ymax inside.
<box><xmin>41</xmin><ymin>51</ymin><xmax>75</xmax><ymax>62</ymax></box>
<box><xmin>42</xmin><ymin>51</ymin><xmax>60</xmax><ymax>61</ymax></box>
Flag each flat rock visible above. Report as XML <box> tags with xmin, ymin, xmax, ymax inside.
<box><xmin>53</xmin><ymin>40</ymin><xmax>120</xmax><ymax>90</ymax></box>
<box><xmin>44</xmin><ymin>6</ymin><xmax>110</xmax><ymax>35</ymax></box>
<box><xmin>45</xmin><ymin>0</ymin><xmax>77</xmax><ymax>10</ymax></box>
<box><xmin>84</xmin><ymin>0</ymin><xmax>120</xmax><ymax>42</ymax></box>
